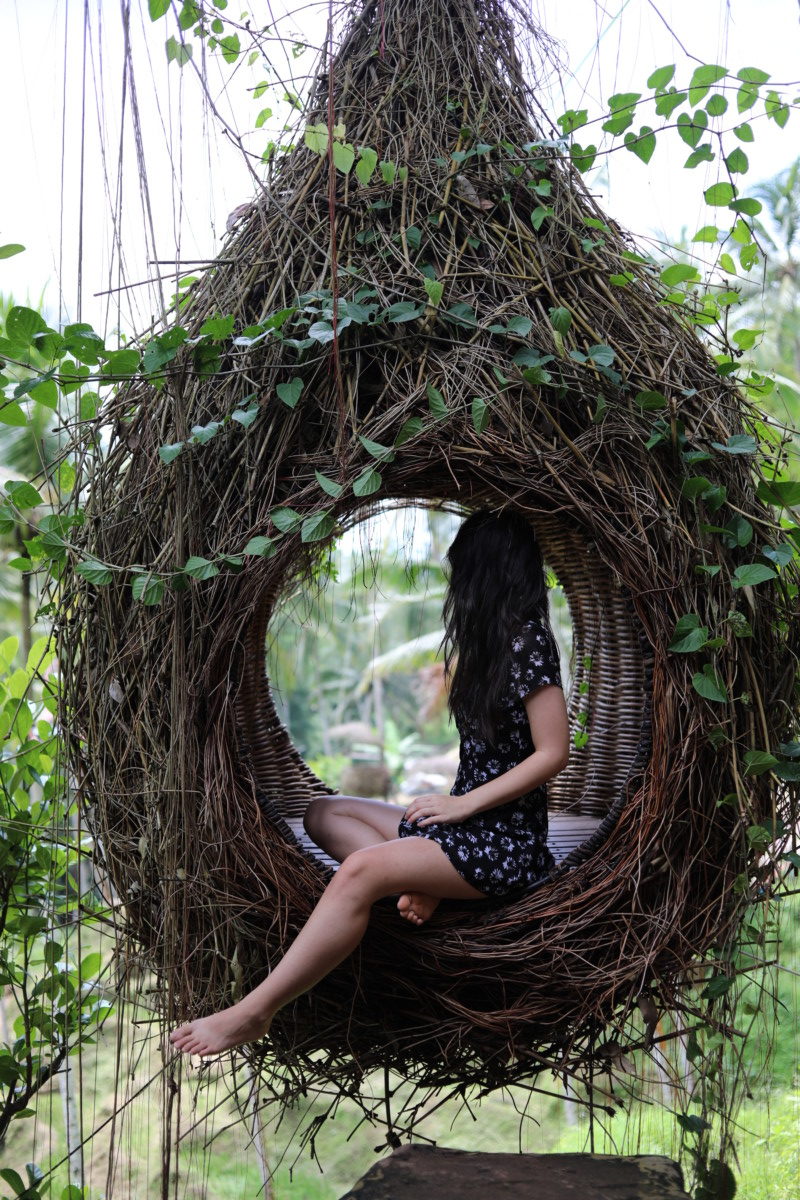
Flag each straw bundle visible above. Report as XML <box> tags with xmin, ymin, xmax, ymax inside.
<box><xmin>60</xmin><ymin>0</ymin><xmax>799</xmax><ymax>1104</ymax></box>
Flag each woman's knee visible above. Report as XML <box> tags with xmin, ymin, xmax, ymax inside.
<box><xmin>332</xmin><ymin>847</ymin><xmax>386</xmax><ymax>899</ymax></box>
<box><xmin>303</xmin><ymin>795</ymin><xmax>332</xmax><ymax>840</ymax></box>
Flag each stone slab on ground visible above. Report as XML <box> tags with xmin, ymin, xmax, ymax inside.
<box><xmin>339</xmin><ymin>1144</ymin><xmax>690</xmax><ymax>1200</ymax></box>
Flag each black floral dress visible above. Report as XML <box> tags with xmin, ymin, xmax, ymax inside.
<box><xmin>398</xmin><ymin>619</ymin><xmax>562</xmax><ymax>897</ymax></box>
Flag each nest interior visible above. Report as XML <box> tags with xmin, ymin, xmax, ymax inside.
<box><xmin>61</xmin><ymin>0</ymin><xmax>799</xmax><ymax>1098</ymax></box>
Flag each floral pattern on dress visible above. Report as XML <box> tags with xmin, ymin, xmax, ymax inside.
<box><xmin>398</xmin><ymin>619</ymin><xmax>562</xmax><ymax>897</ymax></box>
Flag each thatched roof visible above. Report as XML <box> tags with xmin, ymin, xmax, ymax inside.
<box><xmin>60</xmin><ymin>0</ymin><xmax>798</xmax><ymax>1117</ymax></box>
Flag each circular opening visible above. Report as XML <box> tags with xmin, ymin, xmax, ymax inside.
<box><xmin>263</xmin><ymin>501</ymin><xmax>615</xmax><ymax>868</ymax></box>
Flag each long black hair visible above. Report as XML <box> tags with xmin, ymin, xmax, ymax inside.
<box><xmin>443</xmin><ymin>509</ymin><xmax>553</xmax><ymax>741</ymax></box>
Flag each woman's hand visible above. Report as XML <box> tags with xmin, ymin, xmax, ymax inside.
<box><xmin>404</xmin><ymin>793</ymin><xmax>475</xmax><ymax>827</ymax></box>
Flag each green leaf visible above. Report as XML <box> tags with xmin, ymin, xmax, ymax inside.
<box><xmin>677</xmin><ymin>111</ymin><xmax>708</xmax><ymax>148</ymax></box>
<box><xmin>634</xmin><ymin>390</ymin><xmax>667</xmax><ymax>411</ymax></box>
<box><xmin>301</xmin><ymin>511</ymin><xmax>335</xmax><ymax>543</ymax></box>
<box><xmin>775</xmin><ymin>762</ymin><xmax>800</xmax><ymax>782</ymax></box>
<box><xmin>688</xmin><ymin>64</ymin><xmax>727</xmax><ymax>104</ymax></box>
<box><xmin>355</xmin><ymin>146</ymin><xmax>378</xmax><ymax>185</ymax></box>
<box><xmin>243</xmin><ymin>535</ymin><xmax>275</xmax><ymax>557</ymax></box>
<box><xmin>231</xmin><ymin>404</ymin><xmax>259</xmax><ymax>428</ymax></box>
<box><xmin>624</xmin><ymin>126</ymin><xmax>656</xmax><ymax>163</ymax></box>
<box><xmin>702</xmin><ymin>975</ymin><xmax>733</xmax><ymax>1001</ymax></box>
<box><xmin>255</xmin><ymin>107</ymin><xmax>273</xmax><ymax>129</ymax></box>
<box><xmin>158</xmin><ymin>443</ymin><xmax>184</xmax><ymax>464</ymax></box>
<box><xmin>0</xmin><ymin>504</ymin><xmax>15</xmax><ymax>535</ymax></box>
<box><xmin>358</xmin><ymin>434</ymin><xmax>395</xmax><ymax>462</ymax></box>
<box><xmin>75</xmin><ymin>559</ymin><xmax>113</xmax><ymax>585</ymax></box>
<box><xmin>79</xmin><ymin>951</ymin><xmax>103</xmax><ymax>980</ymax></box>
<box><xmin>0</xmin><ymin>243</ymin><xmax>25</xmax><ymax>259</ymax></box>
<box><xmin>731</xmin><ymin>563</ymin><xmax>776</xmax><ymax>588</ymax></box>
<box><xmin>379</xmin><ymin>160</ymin><xmax>397</xmax><ymax>185</ymax></box>
<box><xmin>5</xmin><ymin>481</ymin><xmax>43</xmax><ymax>509</ymax></box>
<box><xmin>307</xmin><ymin>321</ymin><xmax>336</xmax><ymax>344</ymax></box>
<box><xmin>587</xmin><ymin>344</ymin><xmax>615</xmax><ymax>367</ymax></box>
<box><xmin>692</xmin><ymin>225</ymin><xmax>719</xmax><ymax>243</ymax></box>
<box><xmin>710</xmin><ymin>433</ymin><xmax>757</xmax><ymax>454</ymax></box>
<box><xmin>569</xmin><ymin>143</ymin><xmax>597</xmax><ymax>173</ymax></box>
<box><xmin>0</xmin><ymin>1168</ymin><xmax>26</xmax><ymax>1196</ymax></box>
<box><xmin>660</xmin><ymin>263</ymin><xmax>700</xmax><ymax>287</ymax></box>
<box><xmin>423</xmin><ymin>277</ymin><xmax>444</xmax><ymax>309</ymax></box>
<box><xmin>102</xmin><ymin>348</ymin><xmax>141</xmax><ymax>377</ymax></box>
<box><xmin>276</xmin><ymin>378</ymin><xmax>304</xmax><ymax>408</ymax></box>
<box><xmin>304</xmin><ymin>122</ymin><xmax>329</xmax><ymax>155</ymax></box>
<box><xmin>669</xmin><ymin>614</ymin><xmax>709</xmax><ymax>653</ymax></box>
<box><xmin>271</xmin><ymin>507</ymin><xmax>302</xmax><ymax>533</ymax></box>
<box><xmin>743</xmin><ymin>750</ymin><xmax>779</xmax><ymax>776</ymax></box>
<box><xmin>332</xmin><ymin>141</ymin><xmax>356</xmax><ymax>173</ymax></box>
<box><xmin>705</xmin><ymin>93</ymin><xmax>728</xmax><ymax>116</ymax></box>
<box><xmin>725</xmin><ymin>147</ymin><xmax>749</xmax><ymax>175</ymax></box>
<box><xmin>219</xmin><ymin>33</ymin><xmax>240</xmax><ymax>63</ymax></box>
<box><xmin>721</xmin><ymin>516</ymin><xmax>753</xmax><ymax>547</ymax></box>
<box><xmin>765</xmin><ymin>89</ymin><xmax>790</xmax><ymax>127</ymax></box>
<box><xmin>737</xmin><ymin>66</ymin><xmax>770</xmax><ymax>85</ymax></box>
<box><xmin>506</xmin><ymin>315</ymin><xmax>533</xmax><ymax>337</ymax></box>
<box><xmin>471</xmin><ymin>397</ymin><xmax>490</xmax><ymax>433</ymax></box>
<box><xmin>548</xmin><ymin>306</ymin><xmax>572</xmax><ymax>335</ymax></box>
<box><xmin>352</xmin><ymin>466</ymin><xmax>382</xmax><ymax>497</ymax></box>
<box><xmin>183</xmin><ymin>556</ymin><xmax>220</xmax><ymax>580</ymax></box>
<box><xmin>655</xmin><ymin>89</ymin><xmax>687</xmax><ymax>118</ymax></box>
<box><xmin>603</xmin><ymin>91</ymin><xmax>641</xmax><ymax>135</ymax></box>
<box><xmin>395</xmin><ymin>417</ymin><xmax>423</xmax><ymax>446</ymax></box>
<box><xmin>131</xmin><ymin>573</ymin><xmax>164</xmax><ymax>605</ymax></box>
<box><xmin>142</xmin><ymin>327</ymin><xmax>188</xmax><ymax>373</ymax></box>
<box><xmin>426</xmin><ymin>384</ymin><xmax>448</xmax><ymax>419</ymax></box>
<box><xmin>0</xmin><ymin>401</ymin><xmax>27</xmax><ymax>427</ymax></box>
<box><xmin>756</xmin><ymin>479</ymin><xmax>800</xmax><ymax>508</ymax></box>
<box><xmin>557</xmin><ymin>108</ymin><xmax>588</xmax><ymax>134</ymax></box>
<box><xmin>704</xmin><ymin>182</ymin><xmax>736</xmax><ymax>206</ymax></box>
<box><xmin>148</xmin><ymin>0</ymin><xmax>170</xmax><ymax>17</ymax></box>
<box><xmin>530</xmin><ymin>205</ymin><xmax>553</xmax><ymax>231</ymax></box>
<box><xmin>6</xmin><ymin>305</ymin><xmax>48</xmax><ymax>347</ymax></box>
<box><xmin>692</xmin><ymin>665</ymin><xmax>728</xmax><ymax>703</ymax></box>
<box><xmin>165</xmin><ymin>35</ymin><xmax>193</xmax><ymax>66</ymax></box>
<box><xmin>647</xmin><ymin>65</ymin><xmax>675</xmax><ymax>90</ymax></box>
<box><xmin>737</xmin><ymin>81</ymin><xmax>759</xmax><ymax>112</ymax></box>
<box><xmin>190</xmin><ymin>421</ymin><xmax>222</xmax><ymax>445</ymax></box>
<box><xmin>314</xmin><ymin>471</ymin><xmax>344</xmax><ymax>498</ymax></box>
<box><xmin>592</xmin><ymin>395</ymin><xmax>607</xmax><ymax>424</ymax></box>
<box><xmin>199</xmin><ymin>315</ymin><xmax>235</xmax><ymax>339</ymax></box>
<box><xmin>761</xmin><ymin>541</ymin><xmax>795</xmax><ymax>567</ymax></box>
<box><xmin>681</xmin><ymin>476</ymin><xmax>714</xmax><ymax>500</ymax></box>
<box><xmin>384</xmin><ymin>301</ymin><xmax>423</xmax><ymax>324</ymax></box>
<box><xmin>729</xmin><ymin>196</ymin><xmax>762</xmax><ymax>217</ymax></box>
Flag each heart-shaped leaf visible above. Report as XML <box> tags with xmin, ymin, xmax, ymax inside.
<box><xmin>624</xmin><ymin>126</ymin><xmax>656</xmax><ymax>163</ymax></box>
<box><xmin>276</xmin><ymin>378</ymin><xmax>304</xmax><ymax>408</ymax></box>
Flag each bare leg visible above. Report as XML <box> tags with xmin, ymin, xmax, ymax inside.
<box><xmin>169</xmin><ymin>837</ymin><xmax>484</xmax><ymax>1057</ymax></box>
<box><xmin>303</xmin><ymin>794</ymin><xmax>405</xmax><ymax>860</ymax></box>
<box><xmin>304</xmin><ymin>794</ymin><xmax>440</xmax><ymax>925</ymax></box>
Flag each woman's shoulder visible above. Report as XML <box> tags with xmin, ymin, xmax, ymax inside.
<box><xmin>511</xmin><ymin>617</ymin><xmax>552</xmax><ymax>651</ymax></box>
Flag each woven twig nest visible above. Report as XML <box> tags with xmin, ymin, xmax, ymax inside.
<box><xmin>61</xmin><ymin>0</ymin><xmax>798</xmax><ymax>1102</ymax></box>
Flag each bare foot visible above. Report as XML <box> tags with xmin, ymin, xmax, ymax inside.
<box><xmin>169</xmin><ymin>1002</ymin><xmax>270</xmax><ymax>1057</ymax></box>
<box><xmin>397</xmin><ymin>892</ymin><xmax>440</xmax><ymax>926</ymax></box>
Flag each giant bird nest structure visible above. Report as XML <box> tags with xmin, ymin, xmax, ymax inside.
<box><xmin>61</xmin><ymin>0</ymin><xmax>799</xmax><ymax>1112</ymax></box>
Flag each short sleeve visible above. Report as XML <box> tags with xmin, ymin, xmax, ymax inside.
<box><xmin>508</xmin><ymin>620</ymin><xmax>562</xmax><ymax>702</ymax></box>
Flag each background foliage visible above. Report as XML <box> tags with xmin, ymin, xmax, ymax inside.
<box><xmin>0</xmin><ymin>2</ymin><xmax>798</xmax><ymax>1196</ymax></box>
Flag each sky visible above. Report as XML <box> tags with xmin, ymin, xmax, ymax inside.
<box><xmin>1</xmin><ymin>0</ymin><xmax>799</xmax><ymax>336</ymax></box>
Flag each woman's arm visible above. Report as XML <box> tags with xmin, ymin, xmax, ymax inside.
<box><xmin>404</xmin><ymin>684</ymin><xmax>570</xmax><ymax>827</ymax></box>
